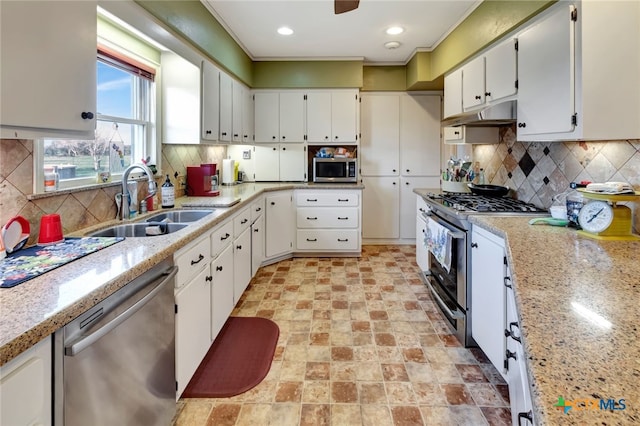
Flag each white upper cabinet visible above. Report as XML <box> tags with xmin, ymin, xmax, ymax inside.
<box><xmin>484</xmin><ymin>39</ymin><xmax>518</xmax><ymax>103</ymax></box>
<box><xmin>162</xmin><ymin>52</ymin><xmax>200</xmax><ymax>144</ymax></box>
<box><xmin>462</xmin><ymin>56</ymin><xmax>486</xmax><ymax>110</ymax></box>
<box><xmin>360</xmin><ymin>93</ymin><xmax>400</xmax><ymax>176</ymax></box>
<box><xmin>517</xmin><ymin>1</ymin><xmax>640</xmax><ymax>140</ymax></box>
<box><xmin>201</xmin><ymin>60</ymin><xmax>220</xmax><ymax>141</ymax></box>
<box><xmin>399</xmin><ymin>95</ymin><xmax>441</xmax><ymax>177</ymax></box>
<box><xmin>242</xmin><ymin>87</ymin><xmax>254</xmax><ymax>143</ymax></box>
<box><xmin>0</xmin><ymin>1</ymin><xmax>96</xmax><ymax>139</ymax></box>
<box><xmin>443</xmin><ymin>68</ymin><xmax>463</xmax><ymax>118</ymax></box>
<box><xmin>254</xmin><ymin>91</ymin><xmax>305</xmax><ymax>143</ymax></box>
<box><xmin>306</xmin><ymin>90</ymin><xmax>358</xmax><ymax>143</ymax></box>
<box><xmin>232</xmin><ymin>80</ymin><xmax>244</xmax><ymax>142</ymax></box>
<box><xmin>219</xmin><ymin>72</ymin><xmax>233</xmax><ymax>142</ymax></box>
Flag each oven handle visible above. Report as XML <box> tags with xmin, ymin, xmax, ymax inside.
<box><xmin>421</xmin><ymin>211</ymin><xmax>465</xmax><ymax>239</ymax></box>
<box><xmin>423</xmin><ymin>273</ymin><xmax>464</xmax><ymax>320</ymax></box>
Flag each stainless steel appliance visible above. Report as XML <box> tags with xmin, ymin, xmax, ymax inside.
<box><xmin>419</xmin><ymin>192</ymin><xmax>546</xmax><ymax>347</ymax></box>
<box><xmin>312</xmin><ymin>157</ymin><xmax>357</xmax><ymax>183</ymax></box>
<box><xmin>54</xmin><ymin>260</ymin><xmax>177</xmax><ymax>426</ymax></box>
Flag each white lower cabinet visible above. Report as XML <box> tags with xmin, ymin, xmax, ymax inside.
<box><xmin>415</xmin><ymin>195</ymin><xmax>429</xmax><ymax>272</ymax></box>
<box><xmin>400</xmin><ymin>176</ymin><xmax>439</xmax><ymax>240</ymax></box>
<box><xmin>0</xmin><ymin>336</ymin><xmax>52</xmax><ymax>426</ymax></box>
<box><xmin>233</xmin><ymin>227</ymin><xmax>252</xmax><ymax>304</ymax></box>
<box><xmin>265</xmin><ymin>191</ymin><xmax>295</xmax><ymax>258</ymax></box>
<box><xmin>211</xmin><ymin>244</ymin><xmax>234</xmax><ymax>340</ymax></box>
<box><xmin>251</xmin><ymin>213</ymin><xmax>265</xmax><ymax>276</ymax></box>
<box><xmin>296</xmin><ymin>229</ymin><xmax>359</xmax><ymax>251</ymax></box>
<box><xmin>470</xmin><ymin>226</ymin><xmax>506</xmax><ymax>378</ymax></box>
<box><xmin>362</xmin><ymin>176</ymin><xmax>400</xmax><ymax>239</ymax></box>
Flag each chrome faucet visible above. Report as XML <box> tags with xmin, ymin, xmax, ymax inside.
<box><xmin>119</xmin><ymin>163</ymin><xmax>157</xmax><ymax>220</ymax></box>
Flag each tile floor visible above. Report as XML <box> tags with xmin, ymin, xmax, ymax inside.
<box><xmin>173</xmin><ymin>245</ymin><xmax>511</xmax><ymax>426</ymax></box>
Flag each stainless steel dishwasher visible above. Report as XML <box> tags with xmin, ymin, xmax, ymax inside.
<box><xmin>54</xmin><ymin>259</ymin><xmax>177</xmax><ymax>426</ymax></box>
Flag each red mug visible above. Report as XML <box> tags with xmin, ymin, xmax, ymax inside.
<box><xmin>38</xmin><ymin>214</ymin><xmax>64</xmax><ymax>245</ymax></box>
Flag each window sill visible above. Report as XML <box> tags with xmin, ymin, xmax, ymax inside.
<box><xmin>27</xmin><ymin>175</ymin><xmax>158</xmax><ymax>201</ymax></box>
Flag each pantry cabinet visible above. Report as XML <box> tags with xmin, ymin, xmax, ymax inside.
<box><xmin>254</xmin><ymin>91</ymin><xmax>305</xmax><ymax>143</ymax></box>
<box><xmin>360</xmin><ymin>93</ymin><xmax>400</xmax><ymax>176</ymax></box>
<box><xmin>253</xmin><ymin>143</ymin><xmax>306</xmax><ymax>182</ymax></box>
<box><xmin>0</xmin><ymin>336</ymin><xmax>51</xmax><ymax>426</ymax></box>
<box><xmin>517</xmin><ymin>1</ymin><xmax>640</xmax><ymax>140</ymax></box>
<box><xmin>362</xmin><ymin>176</ymin><xmax>400</xmax><ymax>239</ymax></box>
<box><xmin>306</xmin><ymin>90</ymin><xmax>359</xmax><ymax>143</ymax></box>
<box><xmin>0</xmin><ymin>1</ymin><xmax>96</xmax><ymax>139</ymax></box>
<box><xmin>201</xmin><ymin>60</ymin><xmax>220</xmax><ymax>141</ymax></box>
<box><xmin>399</xmin><ymin>95</ymin><xmax>440</xmax><ymax>177</ymax></box>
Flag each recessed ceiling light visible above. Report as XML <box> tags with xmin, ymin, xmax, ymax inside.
<box><xmin>277</xmin><ymin>27</ymin><xmax>294</xmax><ymax>36</ymax></box>
<box><xmin>386</xmin><ymin>26</ymin><xmax>404</xmax><ymax>36</ymax></box>
<box><xmin>384</xmin><ymin>41</ymin><xmax>401</xmax><ymax>50</ymax></box>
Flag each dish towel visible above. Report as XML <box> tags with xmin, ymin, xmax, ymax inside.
<box><xmin>424</xmin><ymin>217</ymin><xmax>453</xmax><ymax>273</ymax></box>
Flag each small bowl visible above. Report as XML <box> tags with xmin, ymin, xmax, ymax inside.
<box><xmin>549</xmin><ymin>205</ymin><xmax>567</xmax><ymax>219</ymax></box>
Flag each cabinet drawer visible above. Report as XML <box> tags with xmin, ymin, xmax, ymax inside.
<box><xmin>297</xmin><ymin>229</ymin><xmax>359</xmax><ymax>250</ymax></box>
<box><xmin>251</xmin><ymin>198</ymin><xmax>264</xmax><ymax>222</ymax></box>
<box><xmin>296</xmin><ymin>191</ymin><xmax>359</xmax><ymax>207</ymax></box>
<box><xmin>416</xmin><ymin>196</ymin><xmax>429</xmax><ymax>216</ymax></box>
<box><xmin>297</xmin><ymin>207</ymin><xmax>359</xmax><ymax>228</ymax></box>
<box><xmin>211</xmin><ymin>220</ymin><xmax>233</xmax><ymax>260</ymax></box>
<box><xmin>175</xmin><ymin>236</ymin><xmax>211</xmax><ymax>288</ymax></box>
<box><xmin>233</xmin><ymin>207</ymin><xmax>251</xmax><ymax>237</ymax></box>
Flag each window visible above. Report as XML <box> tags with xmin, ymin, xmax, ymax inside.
<box><xmin>40</xmin><ymin>47</ymin><xmax>156</xmax><ymax>190</ymax></box>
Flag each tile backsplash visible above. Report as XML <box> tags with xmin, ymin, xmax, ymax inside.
<box><xmin>0</xmin><ymin>139</ymin><xmax>225</xmax><ymax>244</ymax></box>
<box><xmin>471</xmin><ymin>126</ymin><xmax>640</xmax><ymax>231</ymax></box>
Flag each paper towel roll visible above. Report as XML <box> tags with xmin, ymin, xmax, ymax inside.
<box><xmin>222</xmin><ymin>159</ymin><xmax>235</xmax><ymax>184</ymax></box>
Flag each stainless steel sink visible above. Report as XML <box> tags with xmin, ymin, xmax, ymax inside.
<box><xmin>145</xmin><ymin>209</ymin><xmax>214</xmax><ymax>223</ymax></box>
<box><xmin>89</xmin><ymin>223</ymin><xmax>188</xmax><ymax>238</ymax></box>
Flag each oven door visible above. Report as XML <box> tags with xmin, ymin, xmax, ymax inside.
<box><xmin>422</xmin><ymin>272</ymin><xmax>466</xmax><ymax>344</ymax></box>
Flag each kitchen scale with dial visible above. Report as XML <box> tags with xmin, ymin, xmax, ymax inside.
<box><xmin>577</xmin><ymin>189</ymin><xmax>640</xmax><ymax>241</ymax></box>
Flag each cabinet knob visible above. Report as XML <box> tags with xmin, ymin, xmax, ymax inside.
<box><xmin>406</xmin><ymin>169</ymin><xmax>410</xmax><ymax>173</ymax></box>
<box><xmin>485</xmin><ymin>92</ymin><xmax>491</xmax><ymax>97</ymax></box>
<box><xmin>282</xmin><ymin>147</ymin><xmax>286</xmax><ymax>151</ymax></box>
<box><xmin>254</xmin><ymin>228</ymin><xmax>259</xmax><ymax>232</ymax></box>
<box><xmin>334</xmin><ymin>136</ymin><xmax>339</xmax><ymax>140</ymax></box>
<box><xmin>234</xmin><ymin>133</ymin><xmax>239</xmax><ymax>137</ymax></box>
<box><xmin>475</xmin><ymin>95</ymin><xmax>482</xmax><ymax>100</ymax></box>
<box><xmin>205</xmin><ymin>130</ymin><xmax>212</xmax><ymax>135</ymax></box>
<box><xmin>81</xmin><ymin>111</ymin><xmax>94</xmax><ymax>120</ymax></box>
<box><xmin>392</xmin><ymin>181</ymin><xmax>396</xmax><ymax>185</ymax></box>
<box><xmin>205</xmin><ymin>275</ymin><xmax>213</xmax><ymax>282</ymax></box>
<box><xmin>282</xmin><ymin>136</ymin><xmax>286</xmax><ymax>140</ymax></box>
<box><xmin>405</xmin><ymin>181</ymin><xmax>410</xmax><ymax>185</ymax></box>
<box><xmin>273</xmin><ymin>147</ymin><xmax>277</xmax><ymax>150</ymax></box>
<box><xmin>454</xmin><ymin>131</ymin><xmax>460</xmax><ymax>135</ymax></box>
<box><xmin>324</xmin><ymin>136</ymin><xmax>329</xmax><ymax>140</ymax></box>
<box><xmin>244</xmin><ymin>134</ymin><xmax>248</xmax><ymax>139</ymax></box>
<box><xmin>271</xmin><ymin>201</ymin><xmax>275</xmax><ymax>205</ymax></box>
<box><xmin>216</xmin><ymin>265</ymin><xmax>223</xmax><ymax>271</ymax></box>
<box><xmin>470</xmin><ymin>242</ymin><xmax>478</xmax><ymax>248</ymax></box>
<box><xmin>392</xmin><ymin>169</ymin><xmax>396</xmax><ymax>173</ymax></box>
<box><xmin>236</xmin><ymin>245</ymin><xmax>242</xmax><ymax>250</ymax></box>
<box><xmin>518</xmin><ymin>122</ymin><xmax>527</xmax><ymax>128</ymax></box>
<box><xmin>505</xmin><ymin>349</ymin><xmax>517</xmax><ymax>362</ymax></box>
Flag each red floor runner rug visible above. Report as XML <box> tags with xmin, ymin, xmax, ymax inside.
<box><xmin>182</xmin><ymin>316</ymin><xmax>279</xmax><ymax>398</ymax></box>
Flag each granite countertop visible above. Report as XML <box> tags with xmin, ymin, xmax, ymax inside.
<box><xmin>0</xmin><ymin>182</ymin><xmax>363</xmax><ymax>365</ymax></box>
<box><xmin>471</xmin><ymin>216</ymin><xmax>639</xmax><ymax>425</ymax></box>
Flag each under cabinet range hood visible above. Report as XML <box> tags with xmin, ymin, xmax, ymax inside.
<box><xmin>441</xmin><ymin>100</ymin><xmax>517</xmax><ymax>127</ymax></box>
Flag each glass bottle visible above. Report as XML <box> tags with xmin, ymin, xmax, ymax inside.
<box><xmin>161</xmin><ymin>174</ymin><xmax>175</xmax><ymax>209</ymax></box>
<box><xmin>566</xmin><ymin>182</ymin><xmax>585</xmax><ymax>228</ymax></box>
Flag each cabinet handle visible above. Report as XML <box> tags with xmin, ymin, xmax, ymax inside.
<box><xmin>518</xmin><ymin>122</ymin><xmax>527</xmax><ymax>128</ymax></box>
<box><xmin>244</xmin><ymin>134</ymin><xmax>248</xmax><ymax>139</ymax></box>
<box><xmin>307</xmin><ymin>217</ymin><xmax>318</xmax><ymax>220</ymax></box>
<box><xmin>505</xmin><ymin>349</ymin><xmax>517</xmax><ymax>362</ymax></box>
<box><xmin>504</xmin><ymin>276</ymin><xmax>512</xmax><ymax>289</ymax></box>
<box><xmin>454</xmin><ymin>131</ymin><xmax>460</xmax><ymax>135</ymax></box>
<box><xmin>306</xmin><ymin>198</ymin><xmax>318</xmax><ymax>202</ymax></box>
<box><xmin>485</xmin><ymin>92</ymin><xmax>491</xmax><ymax>97</ymax></box>
<box><xmin>254</xmin><ymin>228</ymin><xmax>259</xmax><ymax>232</ymax></box>
<box><xmin>221</xmin><ymin>233</ymin><xmax>230</xmax><ymax>241</ymax></box>
<box><xmin>505</xmin><ymin>322</ymin><xmax>522</xmax><ymax>343</ymax></box>
<box><xmin>205</xmin><ymin>275</ymin><xmax>213</xmax><ymax>282</ymax></box>
<box><xmin>81</xmin><ymin>111</ymin><xmax>94</xmax><ymax>120</ymax></box>
<box><xmin>191</xmin><ymin>254</ymin><xmax>204</xmax><ymax>265</ymax></box>
<box><xmin>337</xmin><ymin>238</ymin><xmax>349</xmax><ymax>242</ymax></box>
<box><xmin>221</xmin><ymin>132</ymin><xmax>227</xmax><ymax>136</ymax></box>
<box><xmin>216</xmin><ymin>266</ymin><xmax>223</xmax><ymax>271</ymax></box>
<box><xmin>241</xmin><ymin>218</ymin><xmax>248</xmax><ymax>224</ymax></box>
<box><xmin>236</xmin><ymin>245</ymin><xmax>242</xmax><ymax>250</ymax></box>
<box><xmin>470</xmin><ymin>242</ymin><xmax>478</xmax><ymax>248</ymax></box>
<box><xmin>475</xmin><ymin>95</ymin><xmax>482</xmax><ymax>100</ymax></box>
<box><xmin>337</xmin><ymin>217</ymin><xmax>348</xmax><ymax>220</ymax></box>
<box><xmin>205</xmin><ymin>130</ymin><xmax>212</xmax><ymax>135</ymax></box>
<box><xmin>233</xmin><ymin>133</ymin><xmax>239</xmax><ymax>137</ymax></box>
<box><xmin>306</xmin><ymin>238</ymin><xmax>317</xmax><ymax>242</ymax></box>
<box><xmin>518</xmin><ymin>411</ymin><xmax>533</xmax><ymax>426</ymax></box>
<box><xmin>255</xmin><ymin>207</ymin><xmax>262</xmax><ymax>212</ymax></box>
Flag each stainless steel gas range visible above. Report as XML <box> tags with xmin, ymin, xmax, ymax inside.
<box><xmin>418</xmin><ymin>192</ymin><xmax>547</xmax><ymax>347</ymax></box>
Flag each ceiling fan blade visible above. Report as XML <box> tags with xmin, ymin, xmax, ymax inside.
<box><xmin>335</xmin><ymin>0</ymin><xmax>359</xmax><ymax>14</ymax></box>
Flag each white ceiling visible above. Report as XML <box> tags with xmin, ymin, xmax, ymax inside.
<box><xmin>201</xmin><ymin>0</ymin><xmax>481</xmax><ymax>64</ymax></box>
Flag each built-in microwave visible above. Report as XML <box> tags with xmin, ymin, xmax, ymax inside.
<box><xmin>312</xmin><ymin>157</ymin><xmax>357</xmax><ymax>183</ymax></box>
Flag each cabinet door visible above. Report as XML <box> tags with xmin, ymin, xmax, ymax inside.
<box><xmin>162</xmin><ymin>52</ymin><xmax>200</xmax><ymax>144</ymax></box>
<box><xmin>279</xmin><ymin>143</ymin><xmax>306</xmax><ymax>182</ymax></box>
<box><xmin>361</xmin><ymin>176</ymin><xmax>399</xmax><ymax>239</ymax></box>
<box><xmin>360</xmin><ymin>94</ymin><xmax>400</xmax><ymax>176</ymax></box>
<box><xmin>211</xmin><ymin>244</ymin><xmax>234</xmax><ymax>340</ymax></box>
<box><xmin>175</xmin><ymin>267</ymin><xmax>212</xmax><ymax>397</ymax></box>
<box><xmin>279</xmin><ymin>92</ymin><xmax>305</xmax><ymax>142</ymax></box>
<box><xmin>470</xmin><ymin>228</ymin><xmax>506</xmax><ymax>375</ymax></box>
<box><xmin>254</xmin><ymin>92</ymin><xmax>279</xmax><ymax>142</ymax></box>
<box><xmin>462</xmin><ymin>56</ymin><xmax>486</xmax><ymax>110</ymax></box>
<box><xmin>265</xmin><ymin>192</ymin><xmax>294</xmax><ymax>258</ymax></box>
<box><xmin>0</xmin><ymin>1</ymin><xmax>96</xmax><ymax>137</ymax></box>
<box><xmin>233</xmin><ymin>227</ymin><xmax>252</xmax><ymax>304</ymax></box>
<box><xmin>517</xmin><ymin>4</ymin><xmax>575</xmax><ymax>137</ymax></box>
<box><xmin>219</xmin><ymin>72</ymin><xmax>233</xmax><ymax>141</ymax></box>
<box><xmin>485</xmin><ymin>39</ymin><xmax>517</xmax><ymax>103</ymax></box>
<box><xmin>201</xmin><ymin>61</ymin><xmax>220</xmax><ymax>141</ymax></box>
<box><xmin>0</xmin><ymin>336</ymin><xmax>51</xmax><ymax>426</ymax></box>
<box><xmin>242</xmin><ymin>88</ymin><xmax>254</xmax><ymax>143</ymax></box>
<box><xmin>443</xmin><ymin>68</ymin><xmax>463</xmax><ymax>118</ymax></box>
<box><xmin>443</xmin><ymin>126</ymin><xmax>464</xmax><ymax>144</ymax></box>
<box><xmin>254</xmin><ymin>144</ymin><xmax>280</xmax><ymax>181</ymax></box>
<box><xmin>331</xmin><ymin>91</ymin><xmax>358</xmax><ymax>142</ymax></box>
<box><xmin>416</xmin><ymin>215</ymin><xmax>428</xmax><ymax>272</ymax></box>
<box><xmin>232</xmin><ymin>80</ymin><xmax>244</xmax><ymax>142</ymax></box>
<box><xmin>399</xmin><ymin>176</ymin><xmax>439</xmax><ymax>240</ymax></box>
<box><xmin>399</xmin><ymin>95</ymin><xmax>441</xmax><ymax>176</ymax></box>
<box><xmin>251</xmin><ymin>214</ymin><xmax>265</xmax><ymax>277</ymax></box>
<box><xmin>306</xmin><ymin>91</ymin><xmax>332</xmax><ymax>143</ymax></box>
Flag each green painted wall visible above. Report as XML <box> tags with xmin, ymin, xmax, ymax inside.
<box><xmin>252</xmin><ymin>61</ymin><xmax>363</xmax><ymax>88</ymax></box>
<box><xmin>134</xmin><ymin>0</ymin><xmax>253</xmax><ymax>85</ymax></box>
<box><xmin>362</xmin><ymin>66</ymin><xmax>406</xmax><ymax>91</ymax></box>
<box><xmin>98</xmin><ymin>16</ymin><xmax>161</xmax><ymax>65</ymax></box>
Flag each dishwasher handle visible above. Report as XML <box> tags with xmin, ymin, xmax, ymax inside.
<box><xmin>65</xmin><ymin>266</ymin><xmax>178</xmax><ymax>356</ymax></box>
